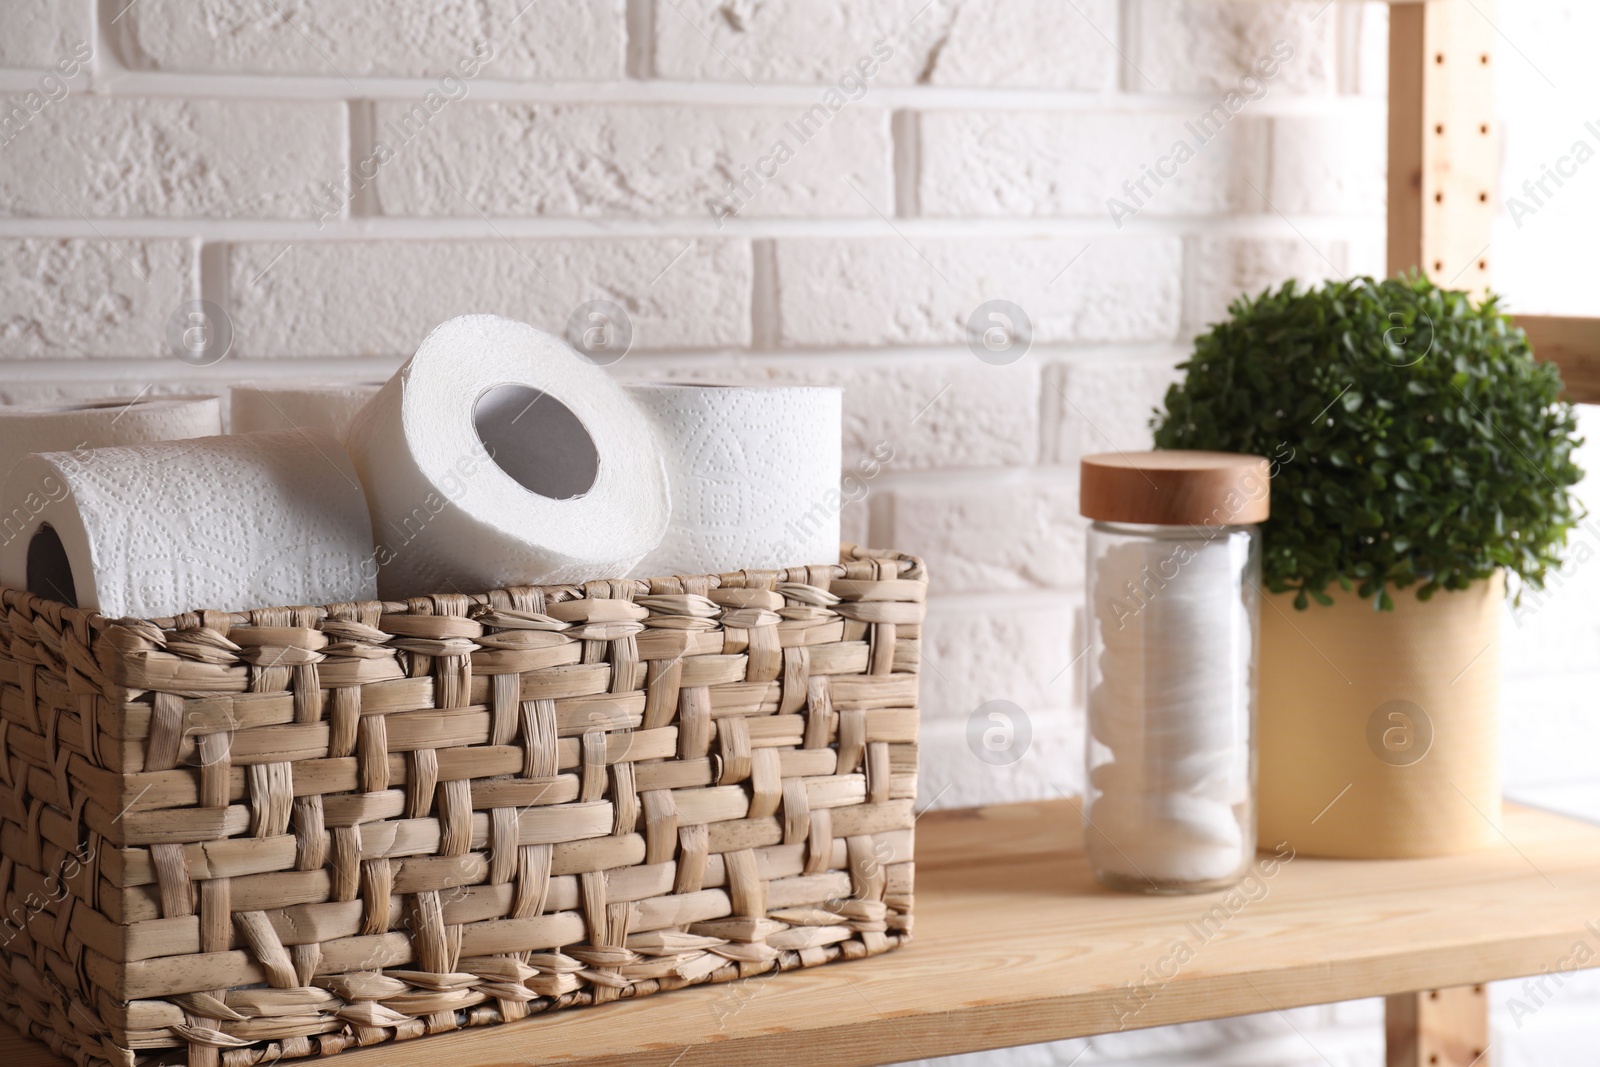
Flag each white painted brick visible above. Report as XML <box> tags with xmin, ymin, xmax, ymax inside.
<box><xmin>619</xmin><ymin>356</ymin><xmax>1040</xmax><ymax>470</ymax></box>
<box><xmin>114</xmin><ymin>0</ymin><xmax>624</xmax><ymax>79</ymax></box>
<box><xmin>920</xmin><ymin>597</ymin><xmax>1078</xmax><ymax>723</ymax></box>
<box><xmin>1270</xmin><ymin>115</ymin><xmax>1387</xmax><ymax>216</ymax></box>
<box><xmin>1353</xmin><ymin>2</ymin><xmax>1389</xmax><ymax>97</ymax></box>
<box><xmin>227</xmin><ymin>240</ymin><xmax>751</xmax><ymax>357</ymax></box>
<box><xmin>919</xmin><ymin>112</ymin><xmax>1267</xmax><ymax>219</ymax></box>
<box><xmin>1128</xmin><ymin>0</ymin><xmax>1337</xmax><ymax>95</ymax></box>
<box><xmin>775</xmin><ymin>239</ymin><xmax>1182</xmax><ymax>348</ymax></box>
<box><xmin>1188</xmin><ymin>236</ymin><xmax>1348</xmax><ymax>329</ymax></box>
<box><xmin>1044</xmin><ymin>355</ymin><xmax>1185</xmax><ymax>468</ymax></box>
<box><xmin>886</xmin><ymin>478</ymin><xmax>1083</xmax><ymax>595</ymax></box>
<box><xmin>839</xmin><ymin>492</ymin><xmax>871</xmax><ymax>549</ymax></box>
<box><xmin>652</xmin><ymin>0</ymin><xmax>1117</xmax><ymax>89</ymax></box>
<box><xmin>0</xmin><ymin>4</ymin><xmax>91</xmax><ymax>69</ymax></box>
<box><xmin>372</xmin><ymin>103</ymin><xmax>892</xmax><ymax>219</ymax></box>
<box><xmin>0</xmin><ymin>239</ymin><xmax>194</xmax><ymax>359</ymax></box>
<box><xmin>0</xmin><ymin>98</ymin><xmax>343</xmax><ymax>218</ymax></box>
<box><xmin>1327</xmin><ymin>997</ymin><xmax>1383</xmax><ymax>1027</ymax></box>
<box><xmin>915</xmin><ymin>712</ymin><xmax>1084</xmax><ymax>812</ymax></box>
<box><xmin>1345</xmin><ymin>231</ymin><xmax>1387</xmax><ymax>279</ymax></box>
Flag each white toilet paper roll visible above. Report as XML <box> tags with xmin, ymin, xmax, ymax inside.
<box><xmin>0</xmin><ymin>430</ymin><xmax>378</xmax><ymax>619</ymax></box>
<box><xmin>230</xmin><ymin>382</ymin><xmax>382</xmax><ymax>437</ymax></box>
<box><xmin>343</xmin><ymin>314</ymin><xmax>670</xmax><ymax>599</ymax></box>
<box><xmin>626</xmin><ymin>384</ymin><xmax>843</xmax><ymax>577</ymax></box>
<box><xmin>0</xmin><ymin>395</ymin><xmax>222</xmax><ymax>491</ymax></box>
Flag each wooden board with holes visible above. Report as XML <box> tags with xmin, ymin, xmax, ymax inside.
<box><xmin>4</xmin><ymin>799</ymin><xmax>1600</xmax><ymax>1067</ymax></box>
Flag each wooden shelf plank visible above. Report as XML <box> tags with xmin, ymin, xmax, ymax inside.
<box><xmin>1517</xmin><ymin>314</ymin><xmax>1600</xmax><ymax>405</ymax></box>
<box><xmin>6</xmin><ymin>800</ymin><xmax>1600</xmax><ymax>1067</ymax></box>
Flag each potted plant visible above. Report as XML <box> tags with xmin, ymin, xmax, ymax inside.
<box><xmin>1152</xmin><ymin>275</ymin><xmax>1583</xmax><ymax>857</ymax></box>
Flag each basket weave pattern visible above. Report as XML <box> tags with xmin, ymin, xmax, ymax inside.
<box><xmin>0</xmin><ymin>547</ymin><xmax>923</xmax><ymax>1067</ymax></box>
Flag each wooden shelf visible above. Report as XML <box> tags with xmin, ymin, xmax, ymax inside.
<box><xmin>1517</xmin><ymin>315</ymin><xmax>1600</xmax><ymax>405</ymax></box>
<box><xmin>7</xmin><ymin>799</ymin><xmax>1600</xmax><ymax>1067</ymax></box>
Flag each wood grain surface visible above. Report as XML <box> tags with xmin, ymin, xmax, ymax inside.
<box><xmin>6</xmin><ymin>799</ymin><xmax>1598</xmax><ymax>1067</ymax></box>
<box><xmin>1517</xmin><ymin>314</ymin><xmax>1600</xmax><ymax>405</ymax></box>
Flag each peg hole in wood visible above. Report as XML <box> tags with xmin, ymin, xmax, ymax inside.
<box><xmin>1478</xmin><ymin>192</ymin><xmax>1488</xmax><ymax>203</ymax></box>
<box><xmin>1480</xmin><ymin>122</ymin><xmax>1490</xmax><ymax>135</ymax></box>
<box><xmin>1435</xmin><ymin>123</ymin><xmax>1445</xmax><ymax>135</ymax></box>
<box><xmin>1480</xmin><ymin>53</ymin><xmax>1490</xmax><ymax>65</ymax></box>
<box><xmin>1478</xmin><ymin>259</ymin><xmax>1488</xmax><ymax>271</ymax></box>
<box><xmin>1435</xmin><ymin>52</ymin><xmax>1446</xmax><ymax>64</ymax></box>
<box><xmin>1433</xmin><ymin>260</ymin><xmax>1444</xmax><ymax>272</ymax></box>
<box><xmin>1435</xmin><ymin>192</ymin><xmax>1444</xmax><ymax>203</ymax></box>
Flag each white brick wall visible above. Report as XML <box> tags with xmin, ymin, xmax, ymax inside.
<box><xmin>1</xmin><ymin>97</ymin><xmax>345</xmax><ymax>217</ymax></box>
<box><xmin>1125</xmin><ymin>0</ymin><xmax>1339</xmax><ymax>94</ymax></box>
<box><xmin>227</xmin><ymin>238</ymin><xmax>753</xmax><ymax>355</ymax></box>
<box><xmin>0</xmin><ymin>4</ymin><xmax>90</xmax><ymax>70</ymax></box>
<box><xmin>916</xmin><ymin>112</ymin><xmax>1267</xmax><ymax>218</ymax></box>
<box><xmin>113</xmin><ymin>0</ymin><xmax>628</xmax><ymax>79</ymax></box>
<box><xmin>0</xmin><ymin>238</ymin><xmax>193</xmax><ymax>357</ymax></box>
<box><xmin>5</xmin><ymin>0</ymin><xmax>1596</xmax><ymax>1063</ymax></box>
<box><xmin>649</xmin><ymin>0</ymin><xmax>1120</xmax><ymax>88</ymax></box>
<box><xmin>775</xmin><ymin>238</ymin><xmax>1184</xmax><ymax>347</ymax></box>
<box><xmin>370</xmin><ymin>103</ymin><xmax>894</xmax><ymax>218</ymax></box>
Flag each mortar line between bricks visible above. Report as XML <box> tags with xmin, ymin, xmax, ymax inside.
<box><xmin>0</xmin><ymin>215</ymin><xmax>1385</xmax><ymax>243</ymax></box>
<box><xmin>0</xmin><ymin>347</ymin><xmax>1187</xmax><ymax>382</ymax></box>
<box><xmin>28</xmin><ymin>70</ymin><xmax>1390</xmax><ymax>115</ymax></box>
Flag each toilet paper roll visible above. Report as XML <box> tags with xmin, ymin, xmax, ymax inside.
<box><xmin>0</xmin><ymin>430</ymin><xmax>378</xmax><ymax>618</ymax></box>
<box><xmin>0</xmin><ymin>395</ymin><xmax>222</xmax><ymax>492</ymax></box>
<box><xmin>230</xmin><ymin>382</ymin><xmax>382</xmax><ymax>437</ymax></box>
<box><xmin>626</xmin><ymin>384</ymin><xmax>843</xmax><ymax>577</ymax></box>
<box><xmin>343</xmin><ymin>314</ymin><xmax>670</xmax><ymax>599</ymax></box>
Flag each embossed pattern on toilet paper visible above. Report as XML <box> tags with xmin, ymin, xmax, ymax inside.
<box><xmin>0</xmin><ymin>429</ymin><xmax>376</xmax><ymax>619</ymax></box>
<box><xmin>628</xmin><ymin>384</ymin><xmax>842</xmax><ymax>577</ymax></box>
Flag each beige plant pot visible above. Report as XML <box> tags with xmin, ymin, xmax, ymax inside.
<box><xmin>1257</xmin><ymin>571</ymin><xmax>1503</xmax><ymax>858</ymax></box>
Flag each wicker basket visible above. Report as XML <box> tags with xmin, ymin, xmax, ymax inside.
<box><xmin>0</xmin><ymin>546</ymin><xmax>923</xmax><ymax>1067</ymax></box>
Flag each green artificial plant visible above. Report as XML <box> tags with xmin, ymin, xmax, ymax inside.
<box><xmin>1152</xmin><ymin>274</ymin><xmax>1584</xmax><ymax>610</ymax></box>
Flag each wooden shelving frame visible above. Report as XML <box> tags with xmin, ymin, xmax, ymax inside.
<box><xmin>1387</xmin><ymin>0</ymin><xmax>1600</xmax><ymax>403</ymax></box>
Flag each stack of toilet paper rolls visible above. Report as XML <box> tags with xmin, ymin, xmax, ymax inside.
<box><xmin>0</xmin><ymin>316</ymin><xmax>845</xmax><ymax>619</ymax></box>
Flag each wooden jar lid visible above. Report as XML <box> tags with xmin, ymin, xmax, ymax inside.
<box><xmin>1079</xmin><ymin>450</ymin><xmax>1271</xmax><ymax>525</ymax></box>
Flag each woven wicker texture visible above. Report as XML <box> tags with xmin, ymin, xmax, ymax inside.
<box><xmin>0</xmin><ymin>546</ymin><xmax>923</xmax><ymax>1067</ymax></box>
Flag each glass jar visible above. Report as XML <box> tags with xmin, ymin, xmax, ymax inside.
<box><xmin>1078</xmin><ymin>451</ymin><xmax>1267</xmax><ymax>894</ymax></box>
